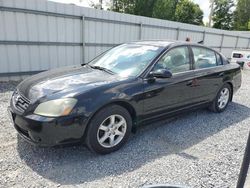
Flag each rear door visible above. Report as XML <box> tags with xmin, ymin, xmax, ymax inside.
<box><xmin>190</xmin><ymin>46</ymin><xmax>225</xmax><ymax>103</ymax></box>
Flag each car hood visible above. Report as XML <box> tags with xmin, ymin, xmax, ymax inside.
<box><xmin>17</xmin><ymin>65</ymin><xmax>120</xmax><ymax>102</ymax></box>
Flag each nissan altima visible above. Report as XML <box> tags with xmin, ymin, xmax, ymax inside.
<box><xmin>8</xmin><ymin>41</ymin><xmax>242</xmax><ymax>154</ymax></box>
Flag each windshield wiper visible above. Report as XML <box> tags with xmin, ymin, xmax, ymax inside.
<box><xmin>90</xmin><ymin>65</ymin><xmax>115</xmax><ymax>75</ymax></box>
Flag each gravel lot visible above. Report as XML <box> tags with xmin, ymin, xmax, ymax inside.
<box><xmin>0</xmin><ymin>71</ymin><xmax>250</xmax><ymax>188</ymax></box>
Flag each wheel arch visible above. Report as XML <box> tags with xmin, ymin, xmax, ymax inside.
<box><xmin>83</xmin><ymin>100</ymin><xmax>137</xmax><ymax>138</ymax></box>
<box><xmin>224</xmin><ymin>81</ymin><xmax>233</xmax><ymax>101</ymax></box>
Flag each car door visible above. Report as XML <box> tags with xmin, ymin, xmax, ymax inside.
<box><xmin>190</xmin><ymin>46</ymin><xmax>225</xmax><ymax>103</ymax></box>
<box><xmin>142</xmin><ymin>45</ymin><xmax>198</xmax><ymax>119</ymax></box>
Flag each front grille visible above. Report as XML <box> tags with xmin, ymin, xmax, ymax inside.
<box><xmin>12</xmin><ymin>90</ymin><xmax>30</xmax><ymax>113</ymax></box>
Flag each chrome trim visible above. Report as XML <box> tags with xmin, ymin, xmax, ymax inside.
<box><xmin>12</xmin><ymin>90</ymin><xmax>30</xmax><ymax>113</ymax></box>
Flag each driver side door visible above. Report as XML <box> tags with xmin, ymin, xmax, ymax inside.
<box><xmin>142</xmin><ymin>45</ymin><xmax>198</xmax><ymax>119</ymax></box>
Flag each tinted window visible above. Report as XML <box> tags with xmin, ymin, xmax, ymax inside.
<box><xmin>192</xmin><ymin>47</ymin><xmax>217</xmax><ymax>69</ymax></box>
<box><xmin>153</xmin><ymin>46</ymin><xmax>190</xmax><ymax>73</ymax></box>
<box><xmin>233</xmin><ymin>53</ymin><xmax>243</xmax><ymax>58</ymax></box>
<box><xmin>216</xmin><ymin>53</ymin><xmax>223</xmax><ymax>65</ymax></box>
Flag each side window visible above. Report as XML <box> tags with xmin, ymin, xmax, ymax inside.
<box><xmin>216</xmin><ymin>53</ymin><xmax>223</xmax><ymax>65</ymax></box>
<box><xmin>192</xmin><ymin>47</ymin><xmax>217</xmax><ymax>69</ymax></box>
<box><xmin>153</xmin><ymin>46</ymin><xmax>190</xmax><ymax>74</ymax></box>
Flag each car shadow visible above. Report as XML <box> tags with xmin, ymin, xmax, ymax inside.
<box><xmin>17</xmin><ymin>102</ymin><xmax>250</xmax><ymax>185</ymax></box>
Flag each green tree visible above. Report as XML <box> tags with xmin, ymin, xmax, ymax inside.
<box><xmin>152</xmin><ymin>0</ymin><xmax>178</xmax><ymax>20</ymax></box>
<box><xmin>174</xmin><ymin>0</ymin><xmax>203</xmax><ymax>25</ymax></box>
<box><xmin>234</xmin><ymin>0</ymin><xmax>250</xmax><ymax>30</ymax></box>
<box><xmin>133</xmin><ymin>0</ymin><xmax>156</xmax><ymax>17</ymax></box>
<box><xmin>110</xmin><ymin>0</ymin><xmax>156</xmax><ymax>17</ymax></box>
<box><xmin>107</xmin><ymin>0</ymin><xmax>204</xmax><ymax>25</ymax></box>
<box><xmin>109</xmin><ymin>0</ymin><xmax>135</xmax><ymax>13</ymax></box>
<box><xmin>212</xmin><ymin>0</ymin><xmax>234</xmax><ymax>30</ymax></box>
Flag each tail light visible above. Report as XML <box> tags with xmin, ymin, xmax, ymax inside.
<box><xmin>247</xmin><ymin>62</ymin><xmax>250</xmax><ymax>67</ymax></box>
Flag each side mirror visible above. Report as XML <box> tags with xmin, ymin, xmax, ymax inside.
<box><xmin>149</xmin><ymin>69</ymin><xmax>172</xmax><ymax>78</ymax></box>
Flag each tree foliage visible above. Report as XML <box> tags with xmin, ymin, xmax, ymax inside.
<box><xmin>109</xmin><ymin>0</ymin><xmax>203</xmax><ymax>25</ymax></box>
<box><xmin>133</xmin><ymin>0</ymin><xmax>157</xmax><ymax>17</ymax></box>
<box><xmin>110</xmin><ymin>0</ymin><xmax>156</xmax><ymax>17</ymax></box>
<box><xmin>174</xmin><ymin>0</ymin><xmax>203</xmax><ymax>25</ymax></box>
<box><xmin>89</xmin><ymin>0</ymin><xmax>250</xmax><ymax>30</ymax></box>
<box><xmin>212</xmin><ymin>0</ymin><xmax>234</xmax><ymax>30</ymax></box>
<box><xmin>110</xmin><ymin>0</ymin><xmax>135</xmax><ymax>14</ymax></box>
<box><xmin>152</xmin><ymin>0</ymin><xmax>178</xmax><ymax>21</ymax></box>
<box><xmin>234</xmin><ymin>0</ymin><xmax>250</xmax><ymax>30</ymax></box>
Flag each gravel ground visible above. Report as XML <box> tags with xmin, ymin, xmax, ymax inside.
<box><xmin>0</xmin><ymin>72</ymin><xmax>250</xmax><ymax>188</ymax></box>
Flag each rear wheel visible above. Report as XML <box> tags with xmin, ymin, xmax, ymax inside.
<box><xmin>209</xmin><ymin>83</ymin><xmax>232</xmax><ymax>113</ymax></box>
<box><xmin>86</xmin><ymin>105</ymin><xmax>132</xmax><ymax>154</ymax></box>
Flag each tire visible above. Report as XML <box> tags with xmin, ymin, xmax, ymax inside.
<box><xmin>85</xmin><ymin>105</ymin><xmax>132</xmax><ymax>154</ymax></box>
<box><xmin>209</xmin><ymin>83</ymin><xmax>232</xmax><ymax>113</ymax></box>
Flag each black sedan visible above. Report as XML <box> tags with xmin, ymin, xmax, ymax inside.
<box><xmin>8</xmin><ymin>40</ymin><xmax>242</xmax><ymax>154</ymax></box>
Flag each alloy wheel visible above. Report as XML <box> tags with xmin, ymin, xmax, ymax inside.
<box><xmin>218</xmin><ymin>88</ymin><xmax>230</xmax><ymax>109</ymax></box>
<box><xmin>97</xmin><ymin>114</ymin><xmax>127</xmax><ymax>148</ymax></box>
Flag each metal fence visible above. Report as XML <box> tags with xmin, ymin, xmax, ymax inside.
<box><xmin>0</xmin><ymin>0</ymin><xmax>250</xmax><ymax>81</ymax></box>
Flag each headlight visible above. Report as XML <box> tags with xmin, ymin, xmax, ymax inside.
<box><xmin>34</xmin><ymin>98</ymin><xmax>77</xmax><ymax>117</ymax></box>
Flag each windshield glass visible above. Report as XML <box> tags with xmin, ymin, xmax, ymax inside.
<box><xmin>88</xmin><ymin>44</ymin><xmax>163</xmax><ymax>77</ymax></box>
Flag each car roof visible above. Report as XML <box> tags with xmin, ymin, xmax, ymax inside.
<box><xmin>127</xmin><ymin>40</ymin><xmax>204</xmax><ymax>48</ymax></box>
<box><xmin>127</xmin><ymin>40</ymin><xmax>227</xmax><ymax>61</ymax></box>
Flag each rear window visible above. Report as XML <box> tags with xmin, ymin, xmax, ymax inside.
<box><xmin>233</xmin><ymin>53</ymin><xmax>243</xmax><ymax>58</ymax></box>
<box><xmin>192</xmin><ymin>47</ymin><xmax>217</xmax><ymax>69</ymax></box>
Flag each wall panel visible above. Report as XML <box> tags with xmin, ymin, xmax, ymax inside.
<box><xmin>0</xmin><ymin>0</ymin><xmax>249</xmax><ymax>81</ymax></box>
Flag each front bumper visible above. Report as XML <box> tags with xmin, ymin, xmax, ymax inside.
<box><xmin>8</xmin><ymin>107</ymin><xmax>88</xmax><ymax>146</ymax></box>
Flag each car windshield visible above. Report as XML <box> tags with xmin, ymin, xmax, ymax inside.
<box><xmin>88</xmin><ymin>44</ymin><xmax>163</xmax><ymax>77</ymax></box>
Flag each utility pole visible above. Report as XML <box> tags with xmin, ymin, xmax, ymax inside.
<box><xmin>208</xmin><ymin>0</ymin><xmax>215</xmax><ymax>27</ymax></box>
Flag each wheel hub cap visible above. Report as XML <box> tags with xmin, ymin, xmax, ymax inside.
<box><xmin>97</xmin><ymin>114</ymin><xmax>127</xmax><ymax>148</ymax></box>
<box><xmin>218</xmin><ymin>88</ymin><xmax>230</xmax><ymax>109</ymax></box>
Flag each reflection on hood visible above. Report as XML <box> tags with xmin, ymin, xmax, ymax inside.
<box><xmin>17</xmin><ymin>65</ymin><xmax>120</xmax><ymax>102</ymax></box>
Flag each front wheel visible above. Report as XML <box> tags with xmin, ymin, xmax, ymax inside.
<box><xmin>209</xmin><ymin>83</ymin><xmax>232</xmax><ymax>113</ymax></box>
<box><xmin>86</xmin><ymin>105</ymin><xmax>132</xmax><ymax>154</ymax></box>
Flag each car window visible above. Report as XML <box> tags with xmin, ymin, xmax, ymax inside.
<box><xmin>232</xmin><ymin>53</ymin><xmax>243</xmax><ymax>58</ymax></box>
<box><xmin>192</xmin><ymin>47</ymin><xmax>217</xmax><ymax>69</ymax></box>
<box><xmin>216</xmin><ymin>53</ymin><xmax>223</xmax><ymax>65</ymax></box>
<box><xmin>153</xmin><ymin>46</ymin><xmax>190</xmax><ymax>74</ymax></box>
<box><xmin>88</xmin><ymin>44</ymin><xmax>163</xmax><ymax>77</ymax></box>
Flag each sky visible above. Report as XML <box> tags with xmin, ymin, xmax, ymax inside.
<box><xmin>193</xmin><ymin>0</ymin><xmax>210</xmax><ymax>23</ymax></box>
<box><xmin>49</xmin><ymin>0</ymin><xmax>211</xmax><ymax>24</ymax></box>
